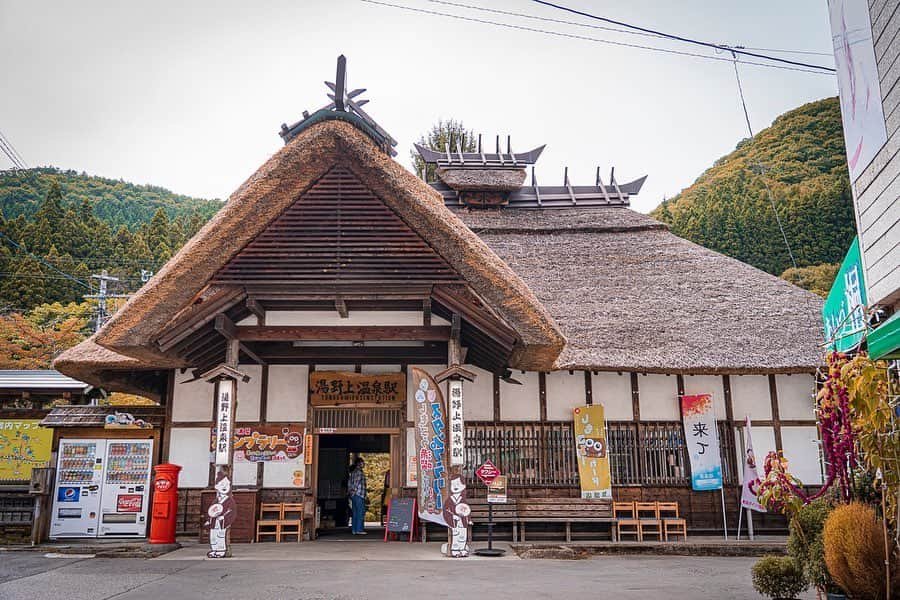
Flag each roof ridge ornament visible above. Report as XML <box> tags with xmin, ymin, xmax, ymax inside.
<box><xmin>279</xmin><ymin>55</ymin><xmax>398</xmax><ymax>156</ymax></box>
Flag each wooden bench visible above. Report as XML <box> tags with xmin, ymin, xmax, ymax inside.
<box><xmin>517</xmin><ymin>498</ymin><xmax>617</xmax><ymax>542</ymax></box>
<box><xmin>467</xmin><ymin>498</ymin><xmax>519</xmax><ymax>542</ymax></box>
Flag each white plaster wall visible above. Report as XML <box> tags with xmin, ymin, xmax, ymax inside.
<box><xmin>267</xmin><ymin>310</ymin><xmax>427</xmax><ymax>326</ymax></box>
<box><xmin>775</xmin><ymin>374</ymin><xmax>816</xmax><ymax>420</ymax></box>
<box><xmin>637</xmin><ymin>374</ymin><xmax>679</xmax><ymax>420</ymax></box>
<box><xmin>731</xmin><ymin>376</ymin><xmax>773</xmax><ymax>420</ymax></box>
<box><xmin>500</xmin><ymin>371</ymin><xmax>540</xmax><ymax>420</ymax></box>
<box><xmin>168</xmin><ymin>428</ymin><xmax>211</xmax><ymax>488</ymax></box>
<box><xmin>683</xmin><ymin>375</ymin><xmax>727</xmax><ymax>419</ymax></box>
<box><xmin>781</xmin><ymin>426</ymin><xmax>823</xmax><ymax>485</ymax></box>
<box><xmin>263</xmin><ymin>459</ymin><xmax>306</xmax><ymax>488</ymax></box>
<box><xmin>232</xmin><ymin>460</ymin><xmax>258</xmax><ymax>487</ymax></box>
<box><xmin>235</xmin><ymin>364</ymin><xmax>262</xmax><ymax>422</ymax></box>
<box><xmin>236</xmin><ymin>315</ymin><xmax>257</xmax><ymax>326</ymax></box>
<box><xmin>546</xmin><ymin>371</ymin><xmax>586</xmax><ymax>421</ymax></box>
<box><xmin>172</xmin><ymin>370</ymin><xmax>214</xmax><ymax>422</ymax></box>
<box><xmin>267</xmin><ymin>365</ymin><xmax>308</xmax><ymax>422</ymax></box>
<box><xmin>591</xmin><ymin>372</ymin><xmax>633</xmax><ymax>421</ymax></box>
<box><xmin>463</xmin><ymin>365</ymin><xmax>494</xmax><ymax>421</ymax></box>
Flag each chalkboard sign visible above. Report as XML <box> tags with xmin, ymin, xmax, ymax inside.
<box><xmin>384</xmin><ymin>497</ymin><xmax>417</xmax><ymax>542</ymax></box>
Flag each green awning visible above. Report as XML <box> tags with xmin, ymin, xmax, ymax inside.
<box><xmin>869</xmin><ymin>312</ymin><xmax>900</xmax><ymax>360</ymax></box>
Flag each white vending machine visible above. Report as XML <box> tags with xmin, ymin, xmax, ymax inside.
<box><xmin>98</xmin><ymin>440</ymin><xmax>153</xmax><ymax>537</ymax></box>
<box><xmin>49</xmin><ymin>439</ymin><xmax>106</xmax><ymax>538</ymax></box>
<box><xmin>50</xmin><ymin>438</ymin><xmax>154</xmax><ymax>538</ymax></box>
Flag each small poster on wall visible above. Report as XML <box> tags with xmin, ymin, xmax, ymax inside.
<box><xmin>0</xmin><ymin>419</ymin><xmax>53</xmax><ymax>482</ymax></box>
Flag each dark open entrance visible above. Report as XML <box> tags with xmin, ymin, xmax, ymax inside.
<box><xmin>316</xmin><ymin>433</ymin><xmax>390</xmax><ymax>537</ymax></box>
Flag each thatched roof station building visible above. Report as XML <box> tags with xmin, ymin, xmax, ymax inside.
<box><xmin>55</xmin><ymin>57</ymin><xmax>823</xmax><ymax>539</ymax></box>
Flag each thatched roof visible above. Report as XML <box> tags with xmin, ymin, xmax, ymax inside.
<box><xmin>456</xmin><ymin>207</ymin><xmax>824</xmax><ymax>373</ymax></box>
<box><xmin>55</xmin><ymin>118</ymin><xmax>564</xmax><ymax>386</ymax></box>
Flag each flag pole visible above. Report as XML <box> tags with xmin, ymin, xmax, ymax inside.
<box><xmin>720</xmin><ymin>486</ymin><xmax>728</xmax><ymax>540</ymax></box>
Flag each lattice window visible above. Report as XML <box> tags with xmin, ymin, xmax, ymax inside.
<box><xmin>464</xmin><ymin>420</ymin><xmax>737</xmax><ymax>487</ymax></box>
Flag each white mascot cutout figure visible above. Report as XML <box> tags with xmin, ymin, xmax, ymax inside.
<box><xmin>441</xmin><ymin>474</ymin><xmax>471</xmax><ymax>557</ymax></box>
<box><xmin>205</xmin><ymin>469</ymin><xmax>236</xmax><ymax>558</ymax></box>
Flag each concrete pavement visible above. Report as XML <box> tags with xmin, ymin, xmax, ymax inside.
<box><xmin>0</xmin><ymin>546</ymin><xmax>817</xmax><ymax>600</ymax></box>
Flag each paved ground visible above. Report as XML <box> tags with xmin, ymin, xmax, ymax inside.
<box><xmin>0</xmin><ymin>541</ymin><xmax>817</xmax><ymax>600</ymax></box>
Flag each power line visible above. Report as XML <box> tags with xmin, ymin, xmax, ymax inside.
<box><xmin>0</xmin><ymin>231</ymin><xmax>91</xmax><ymax>289</ymax></box>
<box><xmin>430</xmin><ymin>0</ymin><xmax>834</xmax><ymax>59</ymax></box>
<box><xmin>0</xmin><ymin>132</ymin><xmax>26</xmax><ymax>171</ymax></box>
<box><xmin>530</xmin><ymin>0</ymin><xmax>836</xmax><ymax>72</ymax></box>
<box><xmin>360</xmin><ymin>0</ymin><xmax>834</xmax><ymax>75</ymax></box>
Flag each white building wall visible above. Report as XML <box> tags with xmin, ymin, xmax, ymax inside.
<box><xmin>462</xmin><ymin>365</ymin><xmax>494</xmax><ymax>421</ymax></box>
<box><xmin>263</xmin><ymin>459</ymin><xmax>306</xmax><ymax>488</ymax></box>
<box><xmin>781</xmin><ymin>426</ymin><xmax>823</xmax><ymax>485</ymax></box>
<box><xmin>266</xmin><ymin>365</ymin><xmax>308</xmax><ymax>422</ymax></box>
<box><xmin>683</xmin><ymin>375</ymin><xmax>727</xmax><ymax>419</ymax></box>
<box><xmin>730</xmin><ymin>375</ymin><xmax>772</xmax><ymax>420</ymax></box>
<box><xmin>171</xmin><ymin>370</ymin><xmax>213</xmax><ymax>422</ymax></box>
<box><xmin>591</xmin><ymin>372</ymin><xmax>633</xmax><ymax>420</ymax></box>
<box><xmin>775</xmin><ymin>374</ymin><xmax>816</xmax><ymax>420</ymax></box>
<box><xmin>637</xmin><ymin>374</ymin><xmax>679</xmax><ymax>420</ymax></box>
<box><xmin>235</xmin><ymin>364</ymin><xmax>262</xmax><ymax>422</ymax></box>
<box><xmin>546</xmin><ymin>371</ymin><xmax>586</xmax><ymax>421</ymax></box>
<box><xmin>232</xmin><ymin>460</ymin><xmax>258</xmax><ymax>486</ymax></box>
<box><xmin>265</xmin><ymin>310</ymin><xmax>445</xmax><ymax>326</ymax></box>
<box><xmin>500</xmin><ymin>371</ymin><xmax>540</xmax><ymax>420</ymax></box>
<box><xmin>168</xmin><ymin>428</ymin><xmax>211</xmax><ymax>488</ymax></box>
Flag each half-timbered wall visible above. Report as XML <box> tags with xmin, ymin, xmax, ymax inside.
<box><xmin>168</xmin><ymin>366</ymin><xmax>820</xmax><ymax>489</ymax></box>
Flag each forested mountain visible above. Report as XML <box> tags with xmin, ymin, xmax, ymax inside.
<box><xmin>0</xmin><ymin>167</ymin><xmax>221</xmax><ymax>229</ymax></box>
<box><xmin>651</xmin><ymin>97</ymin><xmax>854</xmax><ymax>281</ymax></box>
<box><xmin>0</xmin><ymin>169</ymin><xmax>219</xmax><ymax>312</ymax></box>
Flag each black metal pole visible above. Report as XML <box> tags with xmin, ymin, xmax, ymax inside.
<box><xmin>487</xmin><ymin>502</ymin><xmax>494</xmax><ymax>550</ymax></box>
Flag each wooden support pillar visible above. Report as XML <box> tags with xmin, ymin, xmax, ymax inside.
<box><xmin>584</xmin><ymin>371</ymin><xmax>593</xmax><ymax>406</ymax></box>
<box><xmin>630</xmin><ymin>373</ymin><xmax>643</xmax><ymax>482</ymax></box>
<box><xmin>768</xmin><ymin>374</ymin><xmax>783</xmax><ymax>452</ymax></box>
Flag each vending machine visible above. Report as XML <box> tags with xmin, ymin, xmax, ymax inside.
<box><xmin>98</xmin><ymin>440</ymin><xmax>153</xmax><ymax>536</ymax></box>
<box><xmin>49</xmin><ymin>439</ymin><xmax>106</xmax><ymax>538</ymax></box>
<box><xmin>50</xmin><ymin>438</ymin><xmax>154</xmax><ymax>538</ymax></box>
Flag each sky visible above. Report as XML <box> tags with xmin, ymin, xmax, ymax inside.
<box><xmin>0</xmin><ymin>0</ymin><xmax>839</xmax><ymax>213</ymax></box>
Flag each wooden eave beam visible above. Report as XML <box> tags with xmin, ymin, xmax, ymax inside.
<box><xmin>233</xmin><ymin>325</ymin><xmax>450</xmax><ymax>342</ymax></box>
<box><xmin>246</xmin><ymin>298</ymin><xmax>266</xmax><ymax>323</ymax></box>
<box><xmin>335</xmin><ymin>297</ymin><xmax>349</xmax><ymax>318</ymax></box>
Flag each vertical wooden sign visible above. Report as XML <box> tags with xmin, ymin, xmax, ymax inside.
<box><xmin>214</xmin><ymin>379</ymin><xmax>236</xmax><ymax>466</ymax></box>
<box><xmin>448</xmin><ymin>380</ymin><xmax>464</xmax><ymax>467</ymax></box>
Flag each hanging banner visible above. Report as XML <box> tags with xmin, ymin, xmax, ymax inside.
<box><xmin>741</xmin><ymin>416</ymin><xmax>766</xmax><ymax>513</ymax></box>
<box><xmin>214</xmin><ymin>379</ymin><xmax>235</xmax><ymax>466</ymax></box>
<box><xmin>680</xmin><ymin>394</ymin><xmax>723</xmax><ymax>491</ymax></box>
<box><xmin>823</xmin><ymin>237</ymin><xmax>867</xmax><ymax>352</ymax></box>
<box><xmin>828</xmin><ymin>0</ymin><xmax>887</xmax><ymax>180</ymax></box>
<box><xmin>448</xmin><ymin>379</ymin><xmax>464</xmax><ymax>466</ymax></box>
<box><xmin>0</xmin><ymin>419</ymin><xmax>53</xmax><ymax>481</ymax></box>
<box><xmin>573</xmin><ymin>405</ymin><xmax>612</xmax><ymax>499</ymax></box>
<box><xmin>411</xmin><ymin>367</ymin><xmax>448</xmax><ymax>526</ymax></box>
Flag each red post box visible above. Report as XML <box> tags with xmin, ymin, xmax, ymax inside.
<box><xmin>149</xmin><ymin>463</ymin><xmax>182</xmax><ymax>545</ymax></box>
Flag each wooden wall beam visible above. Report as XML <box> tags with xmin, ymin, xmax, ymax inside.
<box><xmin>246</xmin><ymin>298</ymin><xmax>266</xmax><ymax>323</ymax></box>
<box><xmin>584</xmin><ymin>370</ymin><xmax>593</xmax><ymax>406</ymax></box>
<box><xmin>233</xmin><ymin>325</ymin><xmax>451</xmax><ymax>342</ymax></box>
<box><xmin>769</xmin><ymin>374</ymin><xmax>783</xmax><ymax>452</ymax></box>
<box><xmin>539</xmin><ymin>372</ymin><xmax>547</xmax><ymax>421</ymax></box>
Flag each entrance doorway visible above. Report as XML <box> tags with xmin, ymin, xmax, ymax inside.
<box><xmin>315</xmin><ymin>434</ymin><xmax>391</xmax><ymax>537</ymax></box>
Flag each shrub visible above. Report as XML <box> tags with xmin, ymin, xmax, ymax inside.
<box><xmin>823</xmin><ymin>502</ymin><xmax>889</xmax><ymax>599</ymax></box>
<box><xmin>786</xmin><ymin>499</ymin><xmax>834</xmax><ymax>591</ymax></box>
<box><xmin>752</xmin><ymin>555</ymin><xmax>807</xmax><ymax>599</ymax></box>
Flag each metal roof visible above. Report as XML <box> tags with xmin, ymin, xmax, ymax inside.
<box><xmin>0</xmin><ymin>370</ymin><xmax>92</xmax><ymax>391</ymax></box>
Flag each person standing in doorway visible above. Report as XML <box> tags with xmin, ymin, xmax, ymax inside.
<box><xmin>348</xmin><ymin>457</ymin><xmax>367</xmax><ymax>535</ymax></box>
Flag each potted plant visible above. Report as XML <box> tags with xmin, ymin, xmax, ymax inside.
<box><xmin>752</xmin><ymin>555</ymin><xmax>808</xmax><ymax>600</ymax></box>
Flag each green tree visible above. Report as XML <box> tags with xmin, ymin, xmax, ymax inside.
<box><xmin>410</xmin><ymin>119</ymin><xmax>477</xmax><ymax>181</ymax></box>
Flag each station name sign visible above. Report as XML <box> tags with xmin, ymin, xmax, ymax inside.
<box><xmin>309</xmin><ymin>371</ymin><xmax>406</xmax><ymax>406</ymax></box>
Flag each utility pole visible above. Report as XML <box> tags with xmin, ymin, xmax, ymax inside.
<box><xmin>83</xmin><ymin>270</ymin><xmax>130</xmax><ymax>333</ymax></box>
